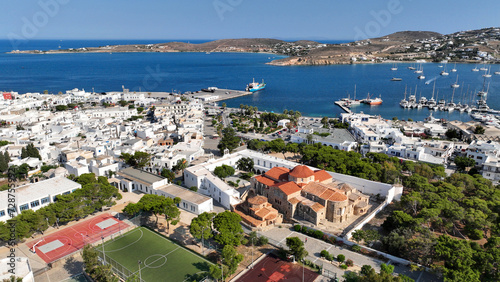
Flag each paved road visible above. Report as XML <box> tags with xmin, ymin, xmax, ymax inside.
<box><xmin>256</xmin><ymin>226</ymin><xmax>440</xmax><ymax>282</ymax></box>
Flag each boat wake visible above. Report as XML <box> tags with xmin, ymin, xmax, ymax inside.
<box><xmin>425</xmin><ymin>76</ymin><xmax>439</xmax><ymax>85</ymax></box>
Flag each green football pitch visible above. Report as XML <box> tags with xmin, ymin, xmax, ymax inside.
<box><xmin>99</xmin><ymin>227</ymin><xmax>212</xmax><ymax>282</ymax></box>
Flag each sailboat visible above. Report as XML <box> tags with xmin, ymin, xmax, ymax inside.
<box><xmin>495</xmin><ymin>66</ymin><xmax>500</xmax><ymax>75</ymax></box>
<box><xmin>451</xmin><ymin>75</ymin><xmax>459</xmax><ymax>88</ymax></box>
<box><xmin>447</xmin><ymin>87</ymin><xmax>456</xmax><ymax>112</ymax></box>
<box><xmin>451</xmin><ymin>62</ymin><xmax>457</xmax><ymax>72</ymax></box>
<box><xmin>400</xmin><ymin>86</ymin><xmax>409</xmax><ymax>108</ymax></box>
<box><xmin>440</xmin><ymin>63</ymin><xmax>449</xmax><ymax>76</ymax></box>
<box><xmin>482</xmin><ymin>66</ymin><xmax>492</xmax><ymax>78</ymax></box>
<box><xmin>479</xmin><ymin>63</ymin><xmax>488</xmax><ymax>71</ymax></box>
<box><xmin>414</xmin><ymin>64</ymin><xmax>423</xmax><ymax>74</ymax></box>
<box><xmin>408</xmin><ymin>64</ymin><xmax>416</xmax><ymax>70</ymax></box>
<box><xmin>391</xmin><ymin>63</ymin><xmax>398</xmax><ymax>71</ymax></box>
<box><xmin>427</xmin><ymin>81</ymin><xmax>437</xmax><ymax>109</ymax></box>
<box><xmin>477</xmin><ymin>79</ymin><xmax>490</xmax><ymax>97</ymax></box>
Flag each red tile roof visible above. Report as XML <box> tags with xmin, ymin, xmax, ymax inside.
<box><xmin>274</xmin><ymin>181</ymin><xmax>302</xmax><ymax>196</ymax></box>
<box><xmin>265</xmin><ymin>167</ymin><xmax>290</xmax><ymax>181</ymax></box>
<box><xmin>255</xmin><ymin>175</ymin><xmax>278</xmax><ymax>186</ymax></box>
<box><xmin>314</xmin><ymin>170</ymin><xmax>332</xmax><ymax>182</ymax></box>
<box><xmin>289</xmin><ymin>165</ymin><xmax>315</xmax><ymax>178</ymax></box>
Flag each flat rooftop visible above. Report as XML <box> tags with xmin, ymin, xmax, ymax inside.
<box><xmin>157</xmin><ymin>184</ymin><xmax>211</xmax><ymax>204</ymax></box>
<box><xmin>117</xmin><ymin>167</ymin><xmax>165</xmax><ymax>185</ymax></box>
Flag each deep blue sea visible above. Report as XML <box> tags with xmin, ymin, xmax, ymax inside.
<box><xmin>1</xmin><ymin>39</ymin><xmax>499</xmax><ymax>121</ymax></box>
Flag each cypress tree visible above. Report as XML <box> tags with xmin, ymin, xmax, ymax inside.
<box><xmin>21</xmin><ymin>147</ymin><xmax>27</xmax><ymax>159</ymax></box>
<box><xmin>0</xmin><ymin>153</ymin><xmax>5</xmax><ymax>172</ymax></box>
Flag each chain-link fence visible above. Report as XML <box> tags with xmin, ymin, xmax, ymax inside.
<box><xmin>97</xmin><ymin>249</ymin><xmax>143</xmax><ymax>282</ymax></box>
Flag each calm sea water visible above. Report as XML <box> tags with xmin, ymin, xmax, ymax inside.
<box><xmin>1</xmin><ymin>40</ymin><xmax>499</xmax><ymax>121</ymax></box>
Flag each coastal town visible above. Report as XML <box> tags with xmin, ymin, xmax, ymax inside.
<box><xmin>0</xmin><ymin>80</ymin><xmax>499</xmax><ymax>282</ymax></box>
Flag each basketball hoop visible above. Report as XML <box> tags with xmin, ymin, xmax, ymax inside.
<box><xmin>31</xmin><ymin>238</ymin><xmax>45</xmax><ymax>253</ymax></box>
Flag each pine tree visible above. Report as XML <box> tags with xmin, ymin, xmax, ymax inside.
<box><xmin>4</xmin><ymin>151</ymin><xmax>11</xmax><ymax>163</ymax></box>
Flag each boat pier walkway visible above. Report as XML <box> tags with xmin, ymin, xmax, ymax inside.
<box><xmin>334</xmin><ymin>101</ymin><xmax>353</xmax><ymax>114</ymax></box>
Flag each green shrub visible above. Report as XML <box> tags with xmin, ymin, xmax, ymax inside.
<box><xmin>320</xmin><ymin>250</ymin><xmax>329</xmax><ymax>258</ymax></box>
<box><xmin>468</xmin><ymin>229</ymin><xmax>484</xmax><ymax>240</ymax></box>
<box><xmin>313</xmin><ymin>230</ymin><xmax>323</xmax><ymax>239</ymax></box>
<box><xmin>351</xmin><ymin>245</ymin><xmax>361</xmax><ymax>252</ymax></box>
<box><xmin>326</xmin><ymin>254</ymin><xmax>333</xmax><ymax>261</ymax></box>
<box><xmin>340</xmin><ymin>264</ymin><xmax>348</xmax><ymax>270</ymax></box>
<box><xmin>258</xmin><ymin>236</ymin><xmax>268</xmax><ymax>246</ymax></box>
<box><xmin>301</xmin><ymin>226</ymin><xmax>308</xmax><ymax>233</ymax></box>
<box><xmin>294</xmin><ymin>225</ymin><xmax>302</xmax><ymax>232</ymax></box>
<box><xmin>337</xmin><ymin>254</ymin><xmax>345</xmax><ymax>263</ymax></box>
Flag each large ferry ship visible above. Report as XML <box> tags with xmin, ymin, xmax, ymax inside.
<box><xmin>246</xmin><ymin>78</ymin><xmax>266</xmax><ymax>92</ymax></box>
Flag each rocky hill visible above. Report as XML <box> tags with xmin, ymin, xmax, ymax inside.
<box><xmin>10</xmin><ymin>28</ymin><xmax>499</xmax><ymax>66</ymax></box>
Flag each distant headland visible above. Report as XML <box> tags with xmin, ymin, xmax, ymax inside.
<box><xmin>8</xmin><ymin>27</ymin><xmax>500</xmax><ymax>66</ymax></box>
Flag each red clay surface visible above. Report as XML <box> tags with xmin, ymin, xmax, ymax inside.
<box><xmin>27</xmin><ymin>213</ymin><xmax>129</xmax><ymax>263</ymax></box>
<box><xmin>236</xmin><ymin>254</ymin><xmax>319</xmax><ymax>282</ymax></box>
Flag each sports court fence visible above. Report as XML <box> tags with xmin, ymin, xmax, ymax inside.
<box><xmin>97</xmin><ymin>249</ymin><xmax>143</xmax><ymax>282</ymax></box>
<box><xmin>90</xmin><ymin>213</ymin><xmax>145</xmax><ymax>282</ymax></box>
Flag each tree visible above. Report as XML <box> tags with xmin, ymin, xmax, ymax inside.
<box><xmin>189</xmin><ymin>186</ymin><xmax>198</xmax><ymax>192</ymax></box>
<box><xmin>351</xmin><ymin>229</ymin><xmax>365</xmax><ymax>243</ymax></box>
<box><xmin>118</xmin><ymin>100</ymin><xmax>128</xmax><ymax>107</ymax></box>
<box><xmin>213</xmin><ymin>165</ymin><xmax>235</xmax><ymax>179</ymax></box>
<box><xmin>286</xmin><ymin>237</ymin><xmax>308</xmax><ymax>261</ymax></box>
<box><xmin>137</xmin><ymin>107</ymin><xmax>144</xmax><ymax>113</ymax></box>
<box><xmin>213</xmin><ymin>211</ymin><xmax>244</xmax><ymax>246</ymax></box>
<box><xmin>221</xmin><ymin>245</ymin><xmax>244</xmax><ymax>275</ymax></box>
<box><xmin>172</xmin><ymin>158</ymin><xmax>188</xmax><ymax>174</ymax></box>
<box><xmin>190</xmin><ymin>212</ymin><xmax>216</xmax><ymax>240</ymax></box>
<box><xmin>0</xmin><ymin>153</ymin><xmax>6</xmax><ymax>172</ymax></box>
<box><xmin>380</xmin><ymin>263</ymin><xmax>395</xmax><ymax>275</ymax></box>
<box><xmin>164</xmin><ymin>197</ymin><xmax>181</xmax><ymax>233</ymax></box>
<box><xmin>55</xmin><ymin>105</ymin><xmax>68</xmax><ymax>111</ymax></box>
<box><xmin>337</xmin><ymin>254</ymin><xmax>345</xmax><ymax>263</ymax></box>
<box><xmin>120</xmin><ymin>151</ymin><xmax>151</xmax><ymax>169</ymax></box>
<box><xmin>21</xmin><ymin>143</ymin><xmax>41</xmax><ymax>160</ymax></box>
<box><xmin>129</xmin><ymin>194</ymin><xmax>180</xmax><ymax>226</ymax></box>
<box><xmin>474</xmin><ymin>125</ymin><xmax>485</xmax><ymax>134</ymax></box>
<box><xmin>454</xmin><ymin>156</ymin><xmax>476</xmax><ymax>171</ymax></box>
<box><xmin>161</xmin><ymin>168</ymin><xmax>176</xmax><ymax>182</ymax></box>
<box><xmin>218</xmin><ymin>127</ymin><xmax>240</xmax><ymax>154</ymax></box>
<box><xmin>445</xmin><ymin>128</ymin><xmax>461</xmax><ymax>140</ymax></box>
<box><xmin>236</xmin><ymin>157</ymin><xmax>254</xmax><ymax>172</ymax></box>
<box><xmin>221</xmin><ymin>102</ymin><xmax>226</xmax><ymax>108</ymax></box>
<box><xmin>82</xmin><ymin>244</ymin><xmax>118</xmax><ymax>282</ymax></box>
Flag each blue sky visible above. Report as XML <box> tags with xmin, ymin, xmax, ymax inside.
<box><xmin>2</xmin><ymin>0</ymin><xmax>499</xmax><ymax>41</ymax></box>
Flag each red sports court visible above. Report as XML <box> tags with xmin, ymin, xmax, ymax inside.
<box><xmin>236</xmin><ymin>253</ymin><xmax>318</xmax><ymax>282</ymax></box>
<box><xmin>27</xmin><ymin>213</ymin><xmax>129</xmax><ymax>263</ymax></box>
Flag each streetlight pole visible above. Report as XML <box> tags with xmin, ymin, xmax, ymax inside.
<box><xmin>302</xmin><ymin>259</ymin><xmax>304</xmax><ymax>282</ymax></box>
<box><xmin>201</xmin><ymin>226</ymin><xmax>206</xmax><ymax>256</ymax></box>
<box><xmin>250</xmin><ymin>237</ymin><xmax>254</xmax><ymax>269</ymax></box>
<box><xmin>221</xmin><ymin>258</ymin><xmax>224</xmax><ymax>282</ymax></box>
<box><xmin>138</xmin><ymin>260</ymin><xmax>142</xmax><ymax>282</ymax></box>
<box><xmin>101</xmin><ymin>228</ymin><xmax>106</xmax><ymax>265</ymax></box>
